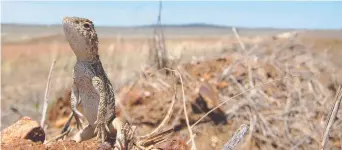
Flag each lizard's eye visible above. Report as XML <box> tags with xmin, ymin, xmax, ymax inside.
<box><xmin>83</xmin><ymin>23</ymin><xmax>91</xmax><ymax>29</ymax></box>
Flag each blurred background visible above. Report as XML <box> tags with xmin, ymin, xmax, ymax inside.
<box><xmin>1</xmin><ymin>1</ymin><xmax>342</xmax><ymax>149</ymax></box>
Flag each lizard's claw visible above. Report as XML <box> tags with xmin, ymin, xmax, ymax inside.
<box><xmin>74</xmin><ymin>115</ymin><xmax>83</xmax><ymax>130</ymax></box>
<box><xmin>73</xmin><ymin>111</ymin><xmax>84</xmax><ymax>130</ymax></box>
<box><xmin>94</xmin><ymin>120</ymin><xmax>110</xmax><ymax>143</ymax></box>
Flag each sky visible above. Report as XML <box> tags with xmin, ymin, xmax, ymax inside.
<box><xmin>1</xmin><ymin>1</ymin><xmax>342</xmax><ymax>29</ymax></box>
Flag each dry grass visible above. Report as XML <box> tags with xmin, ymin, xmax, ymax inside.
<box><xmin>117</xmin><ymin>34</ymin><xmax>342</xmax><ymax>149</ymax></box>
<box><xmin>1</xmin><ymin>35</ymin><xmax>239</xmax><ymax>129</ymax></box>
<box><xmin>2</xmin><ymin>29</ymin><xmax>342</xmax><ymax>150</ymax></box>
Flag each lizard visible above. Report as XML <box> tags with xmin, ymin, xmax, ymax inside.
<box><xmin>60</xmin><ymin>16</ymin><xmax>176</xmax><ymax>149</ymax></box>
<box><xmin>61</xmin><ymin>16</ymin><xmax>117</xmax><ymax>143</ymax></box>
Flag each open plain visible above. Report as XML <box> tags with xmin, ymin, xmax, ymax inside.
<box><xmin>2</xmin><ymin>24</ymin><xmax>342</xmax><ymax>149</ymax></box>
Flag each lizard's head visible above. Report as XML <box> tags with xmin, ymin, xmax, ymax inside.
<box><xmin>62</xmin><ymin>16</ymin><xmax>99</xmax><ymax>61</ymax></box>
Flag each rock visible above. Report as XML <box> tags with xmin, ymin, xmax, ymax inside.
<box><xmin>1</xmin><ymin>117</ymin><xmax>45</xmax><ymax>143</ymax></box>
<box><xmin>198</xmin><ymin>82</ymin><xmax>220</xmax><ymax>109</ymax></box>
<box><xmin>191</xmin><ymin>82</ymin><xmax>227</xmax><ymax>125</ymax></box>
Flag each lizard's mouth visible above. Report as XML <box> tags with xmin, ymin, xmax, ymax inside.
<box><xmin>62</xmin><ymin>17</ymin><xmax>78</xmax><ymax>35</ymax></box>
<box><xmin>62</xmin><ymin>22</ymin><xmax>72</xmax><ymax>34</ymax></box>
<box><xmin>62</xmin><ymin>18</ymin><xmax>72</xmax><ymax>31</ymax></box>
<box><xmin>62</xmin><ymin>17</ymin><xmax>79</xmax><ymax>26</ymax></box>
<box><xmin>62</xmin><ymin>17</ymin><xmax>70</xmax><ymax>24</ymax></box>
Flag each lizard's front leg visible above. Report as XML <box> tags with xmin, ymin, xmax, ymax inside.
<box><xmin>92</xmin><ymin>77</ymin><xmax>111</xmax><ymax>143</ymax></box>
<box><xmin>71</xmin><ymin>83</ymin><xmax>84</xmax><ymax>130</ymax></box>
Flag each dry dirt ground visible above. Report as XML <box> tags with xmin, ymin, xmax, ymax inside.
<box><xmin>1</xmin><ymin>26</ymin><xmax>342</xmax><ymax>149</ymax></box>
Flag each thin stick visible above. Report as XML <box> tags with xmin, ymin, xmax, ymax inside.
<box><xmin>138</xmin><ymin>87</ymin><xmax>176</xmax><ymax>139</ymax></box>
<box><xmin>222</xmin><ymin>124</ymin><xmax>249</xmax><ymax>150</ymax></box>
<box><xmin>219</xmin><ymin>47</ymin><xmax>255</xmax><ymax>81</ymax></box>
<box><xmin>232</xmin><ymin>27</ymin><xmax>246</xmax><ymax>52</ymax></box>
<box><xmin>164</xmin><ymin>68</ymin><xmax>197</xmax><ymax>150</ymax></box>
<box><xmin>40</xmin><ymin>58</ymin><xmax>57</xmax><ymax>127</ymax></box>
<box><xmin>151</xmin><ymin>0</ymin><xmax>168</xmax><ymax>70</ymax></box>
<box><xmin>142</xmin><ymin>67</ymin><xmax>196</xmax><ymax>149</ymax></box>
<box><xmin>321</xmin><ymin>85</ymin><xmax>342</xmax><ymax>150</ymax></box>
<box><xmin>232</xmin><ymin>26</ymin><xmax>254</xmax><ymax>89</ymax></box>
<box><xmin>45</xmin><ymin>127</ymin><xmax>72</xmax><ymax>144</ymax></box>
<box><xmin>191</xmin><ymin>76</ymin><xmax>292</xmax><ymax>129</ymax></box>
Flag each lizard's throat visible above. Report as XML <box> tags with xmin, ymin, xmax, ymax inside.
<box><xmin>77</xmin><ymin>56</ymin><xmax>101</xmax><ymax>64</ymax></box>
<box><xmin>75</xmin><ymin>54</ymin><xmax>100</xmax><ymax>62</ymax></box>
<box><xmin>73</xmin><ymin>47</ymin><xmax>100</xmax><ymax>62</ymax></box>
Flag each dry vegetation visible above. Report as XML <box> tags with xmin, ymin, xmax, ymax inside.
<box><xmin>2</xmin><ymin>23</ymin><xmax>342</xmax><ymax>150</ymax></box>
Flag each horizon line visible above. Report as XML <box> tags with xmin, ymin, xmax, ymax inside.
<box><xmin>2</xmin><ymin>22</ymin><xmax>340</xmax><ymax>30</ymax></box>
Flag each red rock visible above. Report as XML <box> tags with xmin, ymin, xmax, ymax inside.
<box><xmin>198</xmin><ymin>82</ymin><xmax>219</xmax><ymax>109</ymax></box>
<box><xmin>1</xmin><ymin>117</ymin><xmax>45</xmax><ymax>143</ymax></box>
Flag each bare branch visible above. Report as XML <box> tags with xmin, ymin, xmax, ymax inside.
<box><xmin>164</xmin><ymin>68</ymin><xmax>197</xmax><ymax>150</ymax></box>
<box><xmin>222</xmin><ymin>124</ymin><xmax>249</xmax><ymax>150</ymax></box>
<box><xmin>40</xmin><ymin>58</ymin><xmax>57</xmax><ymax>127</ymax></box>
<box><xmin>321</xmin><ymin>85</ymin><xmax>342</xmax><ymax>150</ymax></box>
<box><xmin>138</xmin><ymin>85</ymin><xmax>176</xmax><ymax>139</ymax></box>
<box><xmin>149</xmin><ymin>1</ymin><xmax>170</xmax><ymax>72</ymax></box>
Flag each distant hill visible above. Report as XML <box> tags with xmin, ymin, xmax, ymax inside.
<box><xmin>0</xmin><ymin>23</ymin><xmax>312</xmax><ymax>30</ymax></box>
<box><xmin>137</xmin><ymin>23</ymin><xmax>230</xmax><ymax>29</ymax></box>
<box><xmin>1</xmin><ymin>23</ymin><xmax>230</xmax><ymax>29</ymax></box>
<box><xmin>2</xmin><ymin>22</ymin><xmax>339</xmax><ymax>31</ymax></box>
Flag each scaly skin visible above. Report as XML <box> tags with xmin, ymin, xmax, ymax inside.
<box><xmin>62</xmin><ymin>16</ymin><xmax>116</xmax><ymax>143</ymax></box>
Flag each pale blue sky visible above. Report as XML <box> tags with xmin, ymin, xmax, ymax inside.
<box><xmin>1</xmin><ymin>1</ymin><xmax>342</xmax><ymax>29</ymax></box>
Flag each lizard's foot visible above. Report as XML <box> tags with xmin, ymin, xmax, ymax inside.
<box><xmin>72</xmin><ymin>125</ymin><xmax>96</xmax><ymax>143</ymax></box>
<box><xmin>94</xmin><ymin>120</ymin><xmax>110</xmax><ymax>143</ymax></box>
<box><xmin>45</xmin><ymin>127</ymin><xmax>72</xmax><ymax>144</ymax></box>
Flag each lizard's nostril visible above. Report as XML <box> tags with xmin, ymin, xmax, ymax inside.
<box><xmin>62</xmin><ymin>17</ymin><xmax>70</xmax><ymax>24</ymax></box>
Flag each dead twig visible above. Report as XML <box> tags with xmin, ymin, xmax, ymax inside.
<box><xmin>232</xmin><ymin>27</ymin><xmax>254</xmax><ymax>90</ymax></box>
<box><xmin>321</xmin><ymin>85</ymin><xmax>342</xmax><ymax>150</ymax></box>
<box><xmin>164</xmin><ymin>68</ymin><xmax>197</xmax><ymax>150</ymax></box>
<box><xmin>218</xmin><ymin>50</ymin><xmax>254</xmax><ymax>82</ymax></box>
<box><xmin>138</xmin><ymin>85</ymin><xmax>176</xmax><ymax>139</ymax></box>
<box><xmin>143</xmin><ymin>67</ymin><xmax>197</xmax><ymax>149</ymax></box>
<box><xmin>45</xmin><ymin>127</ymin><xmax>72</xmax><ymax>144</ymax></box>
<box><xmin>232</xmin><ymin>27</ymin><xmax>246</xmax><ymax>52</ymax></box>
<box><xmin>40</xmin><ymin>58</ymin><xmax>57</xmax><ymax>127</ymax></box>
<box><xmin>150</xmin><ymin>0</ymin><xmax>169</xmax><ymax>71</ymax></box>
<box><xmin>222</xmin><ymin>124</ymin><xmax>249</xmax><ymax>150</ymax></box>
